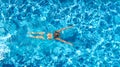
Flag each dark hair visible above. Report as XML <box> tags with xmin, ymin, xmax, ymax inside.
<box><xmin>54</xmin><ymin>31</ymin><xmax>60</xmax><ymax>38</ymax></box>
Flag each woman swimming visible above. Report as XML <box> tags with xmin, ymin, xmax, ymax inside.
<box><xmin>28</xmin><ymin>26</ymin><xmax>73</xmax><ymax>46</ymax></box>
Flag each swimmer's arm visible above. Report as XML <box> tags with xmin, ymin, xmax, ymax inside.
<box><xmin>55</xmin><ymin>38</ymin><xmax>73</xmax><ymax>46</ymax></box>
<box><xmin>57</xmin><ymin>26</ymin><xmax>74</xmax><ymax>32</ymax></box>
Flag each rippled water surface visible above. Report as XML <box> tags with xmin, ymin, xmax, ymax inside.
<box><xmin>0</xmin><ymin>0</ymin><xmax>120</xmax><ymax>67</ymax></box>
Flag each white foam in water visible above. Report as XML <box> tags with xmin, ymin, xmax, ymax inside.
<box><xmin>0</xmin><ymin>33</ymin><xmax>11</xmax><ymax>40</ymax></box>
<box><xmin>76</xmin><ymin>50</ymin><xmax>81</xmax><ymax>56</ymax></box>
<box><xmin>0</xmin><ymin>44</ymin><xmax>10</xmax><ymax>60</ymax></box>
<box><xmin>0</xmin><ymin>33</ymin><xmax>11</xmax><ymax>60</ymax></box>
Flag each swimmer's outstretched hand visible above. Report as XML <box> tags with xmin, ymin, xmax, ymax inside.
<box><xmin>57</xmin><ymin>26</ymin><xmax>74</xmax><ymax>32</ymax></box>
<box><xmin>55</xmin><ymin>38</ymin><xmax>73</xmax><ymax>46</ymax></box>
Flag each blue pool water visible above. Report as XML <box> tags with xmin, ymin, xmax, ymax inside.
<box><xmin>0</xmin><ymin>0</ymin><xmax>120</xmax><ymax>67</ymax></box>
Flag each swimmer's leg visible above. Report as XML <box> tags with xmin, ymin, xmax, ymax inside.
<box><xmin>55</xmin><ymin>38</ymin><xmax>73</xmax><ymax>46</ymax></box>
<box><xmin>28</xmin><ymin>32</ymin><xmax>45</xmax><ymax>35</ymax></box>
<box><xmin>29</xmin><ymin>36</ymin><xmax>44</xmax><ymax>39</ymax></box>
<box><xmin>57</xmin><ymin>26</ymin><xmax>74</xmax><ymax>32</ymax></box>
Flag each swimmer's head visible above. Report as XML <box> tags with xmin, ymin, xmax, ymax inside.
<box><xmin>47</xmin><ymin>33</ymin><xmax>52</xmax><ymax>40</ymax></box>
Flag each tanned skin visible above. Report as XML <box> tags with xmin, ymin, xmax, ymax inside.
<box><xmin>28</xmin><ymin>26</ymin><xmax>73</xmax><ymax>46</ymax></box>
